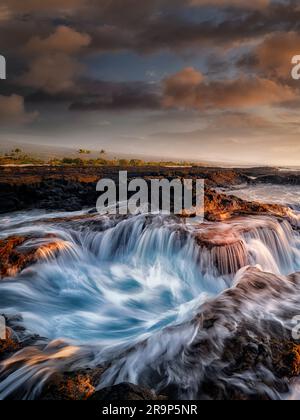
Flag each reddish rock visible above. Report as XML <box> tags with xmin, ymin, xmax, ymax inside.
<box><xmin>273</xmin><ymin>343</ymin><xmax>300</xmax><ymax>378</ymax></box>
<box><xmin>40</xmin><ymin>368</ymin><xmax>104</xmax><ymax>400</ymax></box>
<box><xmin>204</xmin><ymin>189</ymin><xmax>288</xmax><ymax>222</ymax></box>
<box><xmin>0</xmin><ymin>237</ymin><xmax>36</xmax><ymax>278</ymax></box>
<box><xmin>0</xmin><ymin>328</ymin><xmax>22</xmax><ymax>361</ymax></box>
<box><xmin>0</xmin><ymin>235</ymin><xmax>69</xmax><ymax>278</ymax></box>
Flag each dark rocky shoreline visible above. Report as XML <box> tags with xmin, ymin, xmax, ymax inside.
<box><xmin>0</xmin><ymin>165</ymin><xmax>299</xmax><ymax>214</ymax></box>
<box><xmin>0</xmin><ymin>165</ymin><xmax>246</xmax><ymax>214</ymax></box>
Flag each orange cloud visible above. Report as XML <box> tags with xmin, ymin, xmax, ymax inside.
<box><xmin>19</xmin><ymin>54</ymin><xmax>84</xmax><ymax>94</ymax></box>
<box><xmin>20</xmin><ymin>26</ymin><xmax>91</xmax><ymax>94</ymax></box>
<box><xmin>24</xmin><ymin>26</ymin><xmax>91</xmax><ymax>55</ymax></box>
<box><xmin>255</xmin><ymin>31</ymin><xmax>300</xmax><ymax>79</ymax></box>
<box><xmin>163</xmin><ymin>67</ymin><xmax>296</xmax><ymax>110</ymax></box>
<box><xmin>0</xmin><ymin>95</ymin><xmax>37</xmax><ymax>125</ymax></box>
<box><xmin>0</xmin><ymin>5</ymin><xmax>11</xmax><ymax>21</ymax></box>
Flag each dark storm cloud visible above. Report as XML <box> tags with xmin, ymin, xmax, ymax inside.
<box><xmin>238</xmin><ymin>31</ymin><xmax>300</xmax><ymax>81</ymax></box>
<box><xmin>18</xmin><ymin>78</ymin><xmax>160</xmax><ymax>112</ymax></box>
<box><xmin>80</xmin><ymin>1</ymin><xmax>300</xmax><ymax>55</ymax></box>
<box><xmin>2</xmin><ymin>1</ymin><xmax>298</xmax><ymax>59</ymax></box>
<box><xmin>1</xmin><ymin>0</ymin><xmax>87</xmax><ymax>15</ymax></box>
<box><xmin>69</xmin><ymin>81</ymin><xmax>161</xmax><ymax>111</ymax></box>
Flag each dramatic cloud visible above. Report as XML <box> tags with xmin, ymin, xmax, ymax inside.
<box><xmin>24</xmin><ymin>26</ymin><xmax>91</xmax><ymax>55</ymax></box>
<box><xmin>188</xmin><ymin>0</ymin><xmax>270</xmax><ymax>9</ymax></box>
<box><xmin>19</xmin><ymin>26</ymin><xmax>91</xmax><ymax>94</ymax></box>
<box><xmin>85</xmin><ymin>0</ymin><xmax>300</xmax><ymax>54</ymax></box>
<box><xmin>0</xmin><ymin>5</ymin><xmax>12</xmax><ymax>21</ymax></box>
<box><xmin>19</xmin><ymin>54</ymin><xmax>84</xmax><ymax>95</ymax></box>
<box><xmin>163</xmin><ymin>67</ymin><xmax>296</xmax><ymax>110</ymax></box>
<box><xmin>2</xmin><ymin>1</ymin><xmax>300</xmax><ymax>62</ymax></box>
<box><xmin>2</xmin><ymin>0</ymin><xmax>87</xmax><ymax>15</ymax></box>
<box><xmin>1</xmin><ymin>0</ymin><xmax>299</xmax><ymax>165</ymax></box>
<box><xmin>69</xmin><ymin>81</ymin><xmax>160</xmax><ymax>111</ymax></box>
<box><xmin>254</xmin><ymin>31</ymin><xmax>300</xmax><ymax>79</ymax></box>
<box><xmin>0</xmin><ymin>95</ymin><xmax>37</xmax><ymax>125</ymax></box>
<box><xmin>0</xmin><ymin>0</ymin><xmax>290</xmax><ymax>57</ymax></box>
<box><xmin>3</xmin><ymin>0</ymin><xmax>271</xmax><ymax>21</ymax></box>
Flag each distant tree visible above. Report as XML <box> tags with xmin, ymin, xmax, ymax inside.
<box><xmin>78</xmin><ymin>149</ymin><xmax>91</xmax><ymax>155</ymax></box>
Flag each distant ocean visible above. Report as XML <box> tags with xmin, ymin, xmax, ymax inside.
<box><xmin>279</xmin><ymin>167</ymin><xmax>300</xmax><ymax>172</ymax></box>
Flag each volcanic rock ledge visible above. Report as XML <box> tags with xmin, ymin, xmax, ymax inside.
<box><xmin>0</xmin><ymin>235</ymin><xmax>68</xmax><ymax>279</ymax></box>
<box><xmin>204</xmin><ymin>189</ymin><xmax>288</xmax><ymax>222</ymax></box>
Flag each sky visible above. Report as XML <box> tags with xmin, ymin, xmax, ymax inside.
<box><xmin>0</xmin><ymin>0</ymin><xmax>300</xmax><ymax>165</ymax></box>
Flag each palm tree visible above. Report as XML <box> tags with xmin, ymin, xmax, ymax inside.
<box><xmin>78</xmin><ymin>149</ymin><xmax>91</xmax><ymax>155</ymax></box>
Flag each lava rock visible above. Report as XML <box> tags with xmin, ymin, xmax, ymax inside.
<box><xmin>89</xmin><ymin>383</ymin><xmax>167</xmax><ymax>401</ymax></box>
<box><xmin>40</xmin><ymin>368</ymin><xmax>104</xmax><ymax>401</ymax></box>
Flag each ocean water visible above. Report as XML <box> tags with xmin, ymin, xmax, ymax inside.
<box><xmin>219</xmin><ymin>184</ymin><xmax>300</xmax><ymax>210</ymax></box>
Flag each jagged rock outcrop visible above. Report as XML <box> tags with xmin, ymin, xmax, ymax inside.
<box><xmin>204</xmin><ymin>189</ymin><xmax>288</xmax><ymax>221</ymax></box>
<box><xmin>0</xmin><ymin>237</ymin><xmax>36</xmax><ymax>278</ymax></box>
<box><xmin>0</xmin><ymin>235</ymin><xmax>68</xmax><ymax>278</ymax></box>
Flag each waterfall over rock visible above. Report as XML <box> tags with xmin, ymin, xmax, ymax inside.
<box><xmin>0</xmin><ymin>207</ymin><xmax>299</xmax><ymax>399</ymax></box>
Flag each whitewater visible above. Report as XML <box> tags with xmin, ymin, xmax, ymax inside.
<box><xmin>0</xmin><ymin>185</ymin><xmax>300</xmax><ymax>399</ymax></box>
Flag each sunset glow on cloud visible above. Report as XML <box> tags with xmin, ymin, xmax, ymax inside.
<box><xmin>1</xmin><ymin>0</ymin><xmax>300</xmax><ymax>165</ymax></box>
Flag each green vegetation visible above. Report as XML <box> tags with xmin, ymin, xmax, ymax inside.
<box><xmin>78</xmin><ymin>149</ymin><xmax>91</xmax><ymax>155</ymax></box>
<box><xmin>0</xmin><ymin>149</ymin><xmax>44</xmax><ymax>165</ymax></box>
<box><xmin>0</xmin><ymin>149</ymin><xmax>196</xmax><ymax>167</ymax></box>
<box><xmin>47</xmin><ymin>158</ymin><xmax>194</xmax><ymax>167</ymax></box>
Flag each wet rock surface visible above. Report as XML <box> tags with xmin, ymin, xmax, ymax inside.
<box><xmin>185</xmin><ymin>269</ymin><xmax>300</xmax><ymax>400</ymax></box>
<box><xmin>0</xmin><ymin>235</ymin><xmax>68</xmax><ymax>279</ymax></box>
<box><xmin>89</xmin><ymin>383</ymin><xmax>167</xmax><ymax>401</ymax></box>
<box><xmin>204</xmin><ymin>189</ymin><xmax>288</xmax><ymax>222</ymax></box>
<box><xmin>40</xmin><ymin>368</ymin><xmax>104</xmax><ymax>400</ymax></box>
<box><xmin>199</xmin><ymin>324</ymin><xmax>298</xmax><ymax>400</ymax></box>
<box><xmin>0</xmin><ymin>328</ymin><xmax>22</xmax><ymax>362</ymax></box>
<box><xmin>0</xmin><ymin>315</ymin><xmax>43</xmax><ymax>363</ymax></box>
<box><xmin>0</xmin><ymin>237</ymin><xmax>36</xmax><ymax>278</ymax></box>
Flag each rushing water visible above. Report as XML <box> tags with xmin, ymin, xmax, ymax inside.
<box><xmin>0</xmin><ymin>185</ymin><xmax>300</xmax><ymax>399</ymax></box>
<box><xmin>220</xmin><ymin>184</ymin><xmax>300</xmax><ymax>211</ymax></box>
